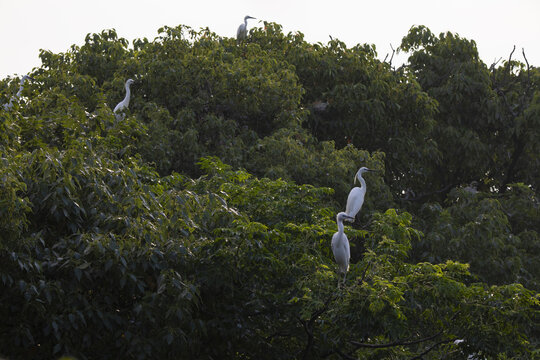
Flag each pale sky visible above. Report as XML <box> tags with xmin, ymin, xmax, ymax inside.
<box><xmin>1</xmin><ymin>0</ymin><xmax>539</xmax><ymax>78</ymax></box>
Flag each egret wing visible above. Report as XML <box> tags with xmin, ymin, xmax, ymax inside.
<box><xmin>345</xmin><ymin>187</ymin><xmax>366</xmax><ymax>219</ymax></box>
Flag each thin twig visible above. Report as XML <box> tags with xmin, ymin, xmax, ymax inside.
<box><xmin>358</xmin><ymin>262</ymin><xmax>371</xmax><ymax>285</ymax></box>
<box><xmin>490</xmin><ymin>57</ymin><xmax>502</xmax><ymax>70</ymax></box>
<box><xmin>349</xmin><ymin>312</ymin><xmax>460</xmax><ymax>351</ymax></box>
<box><xmin>489</xmin><ymin>57</ymin><xmax>503</xmax><ymax>83</ymax></box>
<box><xmin>389</xmin><ymin>43</ymin><xmax>395</xmax><ymax>66</ymax></box>
<box><xmin>350</xmin><ymin>328</ymin><xmax>443</xmax><ymax>349</ymax></box>
<box><xmin>521</xmin><ymin>48</ymin><xmax>530</xmax><ymax>71</ymax></box>
<box><xmin>383</xmin><ymin>44</ymin><xmax>396</xmax><ymax>67</ymax></box>
<box><xmin>522</xmin><ymin>48</ymin><xmax>531</xmax><ymax>82</ymax></box>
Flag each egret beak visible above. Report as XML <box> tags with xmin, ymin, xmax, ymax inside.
<box><xmin>344</xmin><ymin>215</ymin><xmax>355</xmax><ymax>222</ymax></box>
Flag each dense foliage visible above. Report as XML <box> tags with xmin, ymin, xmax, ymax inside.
<box><xmin>1</xmin><ymin>23</ymin><xmax>538</xmax><ymax>359</ymax></box>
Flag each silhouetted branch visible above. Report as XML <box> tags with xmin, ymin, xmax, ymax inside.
<box><xmin>358</xmin><ymin>262</ymin><xmax>371</xmax><ymax>285</ymax></box>
<box><xmin>389</xmin><ymin>44</ymin><xmax>395</xmax><ymax>66</ymax></box>
<box><xmin>409</xmin><ymin>339</ymin><xmax>454</xmax><ymax>360</ymax></box>
<box><xmin>522</xmin><ymin>48</ymin><xmax>530</xmax><ymax>71</ymax></box>
<box><xmin>489</xmin><ymin>57</ymin><xmax>503</xmax><ymax>83</ymax></box>
<box><xmin>504</xmin><ymin>45</ymin><xmax>516</xmax><ymax>83</ymax></box>
<box><xmin>299</xmin><ymin>318</ymin><xmax>314</xmax><ymax>360</ymax></box>
<box><xmin>350</xmin><ymin>328</ymin><xmax>444</xmax><ymax>349</ymax></box>
<box><xmin>508</xmin><ymin>45</ymin><xmax>516</xmax><ymax>65</ymax></box>
<box><xmin>299</xmin><ymin>293</ymin><xmax>336</xmax><ymax>360</ymax></box>
<box><xmin>348</xmin><ymin>312</ymin><xmax>460</xmax><ymax>357</ymax></box>
<box><xmin>384</xmin><ymin>44</ymin><xmax>396</xmax><ymax>67</ymax></box>
<box><xmin>490</xmin><ymin>57</ymin><xmax>503</xmax><ymax>70</ymax></box>
<box><xmin>522</xmin><ymin>48</ymin><xmax>531</xmax><ymax>82</ymax></box>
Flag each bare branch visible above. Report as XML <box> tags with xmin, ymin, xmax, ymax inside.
<box><xmin>504</xmin><ymin>45</ymin><xmax>516</xmax><ymax>83</ymax></box>
<box><xmin>522</xmin><ymin>48</ymin><xmax>530</xmax><ymax>70</ymax></box>
<box><xmin>384</xmin><ymin>44</ymin><xmax>396</xmax><ymax>67</ymax></box>
<box><xmin>522</xmin><ymin>48</ymin><xmax>531</xmax><ymax>83</ymax></box>
<box><xmin>508</xmin><ymin>45</ymin><xmax>516</xmax><ymax>65</ymax></box>
<box><xmin>489</xmin><ymin>57</ymin><xmax>503</xmax><ymax>71</ymax></box>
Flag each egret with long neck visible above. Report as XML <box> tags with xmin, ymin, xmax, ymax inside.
<box><xmin>113</xmin><ymin>78</ymin><xmax>134</xmax><ymax>120</ymax></box>
<box><xmin>237</xmin><ymin>15</ymin><xmax>255</xmax><ymax>41</ymax></box>
<box><xmin>345</xmin><ymin>167</ymin><xmax>376</xmax><ymax>221</ymax></box>
<box><xmin>332</xmin><ymin>212</ymin><xmax>354</xmax><ymax>283</ymax></box>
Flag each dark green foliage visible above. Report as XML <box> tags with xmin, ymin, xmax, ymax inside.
<box><xmin>0</xmin><ymin>22</ymin><xmax>538</xmax><ymax>360</ymax></box>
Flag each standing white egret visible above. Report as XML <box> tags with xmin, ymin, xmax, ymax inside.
<box><xmin>345</xmin><ymin>167</ymin><xmax>376</xmax><ymax>221</ymax></box>
<box><xmin>3</xmin><ymin>75</ymin><xmax>34</xmax><ymax>110</ymax></box>
<box><xmin>332</xmin><ymin>212</ymin><xmax>354</xmax><ymax>283</ymax></box>
<box><xmin>237</xmin><ymin>15</ymin><xmax>256</xmax><ymax>41</ymax></box>
<box><xmin>113</xmin><ymin>79</ymin><xmax>134</xmax><ymax>120</ymax></box>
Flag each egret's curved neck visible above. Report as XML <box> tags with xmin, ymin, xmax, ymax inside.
<box><xmin>337</xmin><ymin>218</ymin><xmax>344</xmax><ymax>237</ymax></box>
<box><xmin>123</xmin><ymin>83</ymin><xmax>132</xmax><ymax>105</ymax></box>
<box><xmin>16</xmin><ymin>84</ymin><xmax>25</xmax><ymax>98</ymax></box>
<box><xmin>357</xmin><ymin>172</ymin><xmax>367</xmax><ymax>191</ymax></box>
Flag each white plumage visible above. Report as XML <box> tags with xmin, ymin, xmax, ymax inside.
<box><xmin>332</xmin><ymin>212</ymin><xmax>354</xmax><ymax>283</ymax></box>
<box><xmin>345</xmin><ymin>167</ymin><xmax>375</xmax><ymax>221</ymax></box>
<box><xmin>237</xmin><ymin>15</ymin><xmax>255</xmax><ymax>41</ymax></box>
<box><xmin>113</xmin><ymin>78</ymin><xmax>134</xmax><ymax>120</ymax></box>
<box><xmin>3</xmin><ymin>75</ymin><xmax>34</xmax><ymax>110</ymax></box>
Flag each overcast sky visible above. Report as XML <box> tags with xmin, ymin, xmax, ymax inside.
<box><xmin>1</xmin><ymin>0</ymin><xmax>539</xmax><ymax>78</ymax></box>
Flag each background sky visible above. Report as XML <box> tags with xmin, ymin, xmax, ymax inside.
<box><xmin>1</xmin><ymin>0</ymin><xmax>539</xmax><ymax>78</ymax></box>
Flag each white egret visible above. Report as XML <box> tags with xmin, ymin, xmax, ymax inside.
<box><xmin>332</xmin><ymin>212</ymin><xmax>354</xmax><ymax>283</ymax></box>
<box><xmin>237</xmin><ymin>15</ymin><xmax>256</xmax><ymax>41</ymax></box>
<box><xmin>345</xmin><ymin>167</ymin><xmax>376</xmax><ymax>221</ymax></box>
<box><xmin>3</xmin><ymin>75</ymin><xmax>34</xmax><ymax>110</ymax></box>
<box><xmin>113</xmin><ymin>78</ymin><xmax>134</xmax><ymax>120</ymax></box>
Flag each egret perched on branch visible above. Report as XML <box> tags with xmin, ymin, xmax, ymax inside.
<box><xmin>345</xmin><ymin>167</ymin><xmax>376</xmax><ymax>221</ymax></box>
<box><xmin>237</xmin><ymin>15</ymin><xmax>256</xmax><ymax>41</ymax></box>
<box><xmin>113</xmin><ymin>78</ymin><xmax>134</xmax><ymax>120</ymax></box>
<box><xmin>3</xmin><ymin>75</ymin><xmax>34</xmax><ymax>110</ymax></box>
<box><xmin>332</xmin><ymin>212</ymin><xmax>354</xmax><ymax>283</ymax></box>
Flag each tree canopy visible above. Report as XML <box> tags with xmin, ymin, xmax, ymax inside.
<box><xmin>0</xmin><ymin>24</ymin><xmax>538</xmax><ymax>359</ymax></box>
